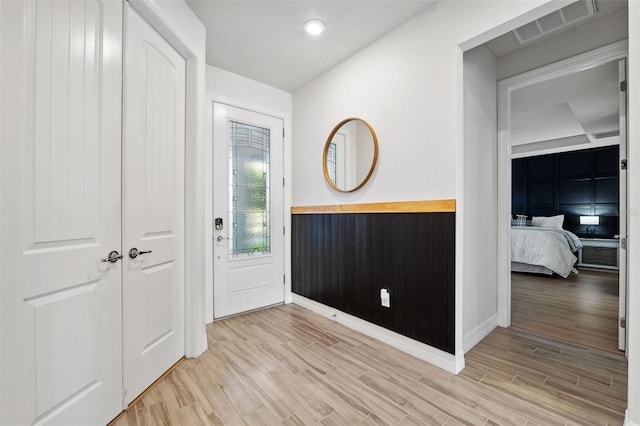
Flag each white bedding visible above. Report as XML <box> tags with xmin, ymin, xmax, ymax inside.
<box><xmin>511</xmin><ymin>227</ymin><xmax>582</xmax><ymax>278</ymax></box>
<box><xmin>511</xmin><ymin>261</ymin><xmax>553</xmax><ymax>275</ymax></box>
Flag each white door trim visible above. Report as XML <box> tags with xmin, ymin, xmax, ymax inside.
<box><xmin>496</xmin><ymin>40</ymin><xmax>628</xmax><ymax>327</ymax></box>
<box><xmin>127</xmin><ymin>0</ymin><xmax>206</xmax><ymax>357</ymax></box>
<box><xmin>618</xmin><ymin>58</ymin><xmax>628</xmax><ymax>351</ymax></box>
<box><xmin>0</xmin><ymin>3</ymin><xmax>4</xmax><ymax>423</ymax></box>
<box><xmin>205</xmin><ymin>94</ymin><xmax>292</xmax><ymax>323</ymax></box>
<box><xmin>628</xmin><ymin>3</ymin><xmax>640</xmax><ymax>421</ymax></box>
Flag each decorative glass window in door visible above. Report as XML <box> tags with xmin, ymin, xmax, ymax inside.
<box><xmin>228</xmin><ymin>121</ymin><xmax>271</xmax><ymax>257</ymax></box>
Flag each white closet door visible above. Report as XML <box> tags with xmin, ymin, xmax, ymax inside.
<box><xmin>0</xmin><ymin>1</ymin><xmax>124</xmax><ymax>424</ymax></box>
<box><xmin>123</xmin><ymin>5</ymin><xmax>186</xmax><ymax>405</ymax></box>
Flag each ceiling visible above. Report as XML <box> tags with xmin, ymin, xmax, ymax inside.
<box><xmin>511</xmin><ymin>60</ymin><xmax>620</xmax><ymax>153</ymax></box>
<box><xmin>186</xmin><ymin>0</ymin><xmax>625</xmax><ymax>154</ymax></box>
<box><xmin>485</xmin><ymin>0</ymin><xmax>627</xmax><ymax>57</ymax></box>
<box><xmin>185</xmin><ymin>1</ymin><xmax>435</xmax><ymax>92</ymax></box>
<box><xmin>186</xmin><ymin>0</ymin><xmax>626</xmax><ymax>94</ymax></box>
<box><xmin>489</xmin><ymin>0</ymin><xmax>627</xmax><ymax>156</ymax></box>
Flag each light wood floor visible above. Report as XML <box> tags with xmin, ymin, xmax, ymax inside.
<box><xmin>511</xmin><ymin>269</ymin><xmax>621</xmax><ymax>354</ymax></box>
<box><xmin>111</xmin><ymin>304</ymin><xmax>627</xmax><ymax>425</ymax></box>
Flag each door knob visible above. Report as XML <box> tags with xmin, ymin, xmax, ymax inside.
<box><xmin>101</xmin><ymin>250</ymin><xmax>123</xmax><ymax>263</ymax></box>
<box><xmin>129</xmin><ymin>248</ymin><xmax>152</xmax><ymax>259</ymax></box>
<box><xmin>216</xmin><ymin>235</ymin><xmax>229</xmax><ymax>242</ymax></box>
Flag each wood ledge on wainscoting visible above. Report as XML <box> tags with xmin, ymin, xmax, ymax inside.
<box><xmin>291</xmin><ymin>199</ymin><xmax>456</xmax><ymax>214</ymax></box>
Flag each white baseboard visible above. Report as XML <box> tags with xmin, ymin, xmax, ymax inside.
<box><xmin>292</xmin><ymin>294</ymin><xmax>458</xmax><ymax>374</ymax></box>
<box><xmin>463</xmin><ymin>314</ymin><xmax>498</xmax><ymax>353</ymax></box>
<box><xmin>626</xmin><ymin>410</ymin><xmax>640</xmax><ymax>426</ymax></box>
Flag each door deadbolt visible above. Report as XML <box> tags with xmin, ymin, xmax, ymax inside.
<box><xmin>129</xmin><ymin>248</ymin><xmax>152</xmax><ymax>259</ymax></box>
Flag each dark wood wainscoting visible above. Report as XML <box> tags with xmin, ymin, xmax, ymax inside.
<box><xmin>291</xmin><ymin>203</ymin><xmax>455</xmax><ymax>354</ymax></box>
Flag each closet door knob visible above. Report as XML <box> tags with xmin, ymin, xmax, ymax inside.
<box><xmin>101</xmin><ymin>250</ymin><xmax>123</xmax><ymax>263</ymax></box>
<box><xmin>128</xmin><ymin>248</ymin><xmax>152</xmax><ymax>259</ymax></box>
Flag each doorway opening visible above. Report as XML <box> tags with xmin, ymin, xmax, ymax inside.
<box><xmin>460</xmin><ymin>0</ymin><xmax>633</xmax><ymax>420</ymax></box>
<box><xmin>497</xmin><ymin>42</ymin><xmax>628</xmax><ymax>354</ymax></box>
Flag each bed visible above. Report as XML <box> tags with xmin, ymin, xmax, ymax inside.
<box><xmin>511</xmin><ymin>223</ymin><xmax>582</xmax><ymax>278</ymax></box>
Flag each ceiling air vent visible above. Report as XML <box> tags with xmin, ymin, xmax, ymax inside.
<box><xmin>592</xmin><ymin>130</ymin><xmax>620</xmax><ymax>139</ymax></box>
<box><xmin>512</xmin><ymin>0</ymin><xmax>597</xmax><ymax>45</ymax></box>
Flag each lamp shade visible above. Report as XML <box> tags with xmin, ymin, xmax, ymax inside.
<box><xmin>580</xmin><ymin>215</ymin><xmax>599</xmax><ymax>225</ymax></box>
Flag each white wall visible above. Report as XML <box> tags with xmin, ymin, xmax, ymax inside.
<box><xmin>292</xmin><ymin>0</ymin><xmax>569</xmax><ymax>372</ymax></box>
<box><xmin>498</xmin><ymin>6</ymin><xmax>628</xmax><ymax>80</ymax></box>
<box><xmin>205</xmin><ymin>66</ymin><xmax>293</xmax><ymax>322</ymax></box>
<box><xmin>293</xmin><ymin>1</ymin><xmax>564</xmax><ymax>208</ymax></box>
<box><xmin>462</xmin><ymin>45</ymin><xmax>499</xmax><ymax>352</ymax></box>
<box><xmin>207</xmin><ymin>66</ymin><xmax>292</xmax><ymax>113</ymax></box>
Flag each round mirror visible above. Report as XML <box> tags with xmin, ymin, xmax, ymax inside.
<box><xmin>322</xmin><ymin>118</ymin><xmax>379</xmax><ymax>192</ymax></box>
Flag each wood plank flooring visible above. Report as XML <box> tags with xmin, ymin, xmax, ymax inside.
<box><xmin>111</xmin><ymin>304</ymin><xmax>627</xmax><ymax>426</ymax></box>
<box><xmin>511</xmin><ymin>269</ymin><xmax>620</xmax><ymax>353</ymax></box>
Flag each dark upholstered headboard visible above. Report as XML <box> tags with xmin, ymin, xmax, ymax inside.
<box><xmin>512</xmin><ymin>146</ymin><xmax>619</xmax><ymax>238</ymax></box>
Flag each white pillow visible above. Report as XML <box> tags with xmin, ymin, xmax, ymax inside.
<box><xmin>531</xmin><ymin>214</ymin><xmax>564</xmax><ymax>229</ymax></box>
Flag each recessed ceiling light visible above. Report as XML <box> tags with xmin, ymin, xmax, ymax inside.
<box><xmin>304</xmin><ymin>19</ymin><xmax>325</xmax><ymax>36</ymax></box>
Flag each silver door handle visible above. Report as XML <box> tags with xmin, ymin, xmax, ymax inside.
<box><xmin>129</xmin><ymin>248</ymin><xmax>152</xmax><ymax>259</ymax></box>
<box><xmin>216</xmin><ymin>235</ymin><xmax>229</xmax><ymax>242</ymax></box>
<box><xmin>101</xmin><ymin>250</ymin><xmax>123</xmax><ymax>263</ymax></box>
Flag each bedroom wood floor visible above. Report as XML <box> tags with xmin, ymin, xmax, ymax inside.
<box><xmin>110</xmin><ymin>304</ymin><xmax>627</xmax><ymax>426</ymax></box>
<box><xmin>511</xmin><ymin>269</ymin><xmax>621</xmax><ymax>354</ymax></box>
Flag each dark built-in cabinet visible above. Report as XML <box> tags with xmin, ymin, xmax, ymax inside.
<box><xmin>291</xmin><ymin>212</ymin><xmax>455</xmax><ymax>355</ymax></box>
<box><xmin>512</xmin><ymin>146</ymin><xmax>619</xmax><ymax>238</ymax></box>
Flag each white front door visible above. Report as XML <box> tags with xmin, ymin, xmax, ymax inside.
<box><xmin>213</xmin><ymin>103</ymin><xmax>285</xmax><ymax>318</ymax></box>
<box><xmin>618</xmin><ymin>58</ymin><xmax>628</xmax><ymax>352</ymax></box>
<box><xmin>123</xmin><ymin>5</ymin><xmax>186</xmax><ymax>404</ymax></box>
<box><xmin>0</xmin><ymin>1</ymin><xmax>124</xmax><ymax>424</ymax></box>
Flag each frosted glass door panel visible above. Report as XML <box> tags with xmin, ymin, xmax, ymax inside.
<box><xmin>229</xmin><ymin>122</ymin><xmax>271</xmax><ymax>258</ymax></box>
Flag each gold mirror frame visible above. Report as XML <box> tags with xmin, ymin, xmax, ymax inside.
<box><xmin>322</xmin><ymin>118</ymin><xmax>379</xmax><ymax>193</ymax></box>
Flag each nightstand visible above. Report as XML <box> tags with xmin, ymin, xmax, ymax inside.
<box><xmin>578</xmin><ymin>238</ymin><xmax>619</xmax><ymax>270</ymax></box>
